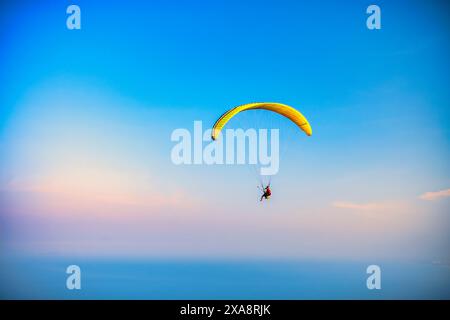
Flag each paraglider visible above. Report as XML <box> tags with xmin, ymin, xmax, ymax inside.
<box><xmin>211</xmin><ymin>102</ymin><xmax>312</xmax><ymax>202</ymax></box>
<box><xmin>259</xmin><ymin>184</ymin><xmax>272</xmax><ymax>202</ymax></box>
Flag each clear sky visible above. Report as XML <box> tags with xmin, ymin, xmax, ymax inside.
<box><xmin>0</xmin><ymin>0</ymin><xmax>449</xmax><ymax>267</ymax></box>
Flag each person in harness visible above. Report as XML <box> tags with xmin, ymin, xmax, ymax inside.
<box><xmin>260</xmin><ymin>184</ymin><xmax>272</xmax><ymax>201</ymax></box>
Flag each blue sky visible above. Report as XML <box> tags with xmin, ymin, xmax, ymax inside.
<box><xmin>0</xmin><ymin>0</ymin><xmax>449</xmax><ymax>298</ymax></box>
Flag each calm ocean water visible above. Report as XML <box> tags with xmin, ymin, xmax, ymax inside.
<box><xmin>1</xmin><ymin>257</ymin><xmax>449</xmax><ymax>299</ymax></box>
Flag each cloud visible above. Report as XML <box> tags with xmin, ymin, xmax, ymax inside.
<box><xmin>332</xmin><ymin>201</ymin><xmax>405</xmax><ymax>211</ymax></box>
<box><xmin>1</xmin><ymin>170</ymin><xmax>203</xmax><ymax>217</ymax></box>
<box><xmin>419</xmin><ymin>189</ymin><xmax>450</xmax><ymax>201</ymax></box>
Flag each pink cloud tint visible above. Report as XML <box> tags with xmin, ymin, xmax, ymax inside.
<box><xmin>419</xmin><ymin>189</ymin><xmax>450</xmax><ymax>201</ymax></box>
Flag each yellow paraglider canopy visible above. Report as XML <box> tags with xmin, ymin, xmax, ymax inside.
<box><xmin>211</xmin><ymin>102</ymin><xmax>312</xmax><ymax>140</ymax></box>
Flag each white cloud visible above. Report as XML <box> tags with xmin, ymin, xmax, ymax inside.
<box><xmin>332</xmin><ymin>201</ymin><xmax>405</xmax><ymax>211</ymax></box>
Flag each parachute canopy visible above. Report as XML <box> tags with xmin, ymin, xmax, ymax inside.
<box><xmin>211</xmin><ymin>102</ymin><xmax>312</xmax><ymax>140</ymax></box>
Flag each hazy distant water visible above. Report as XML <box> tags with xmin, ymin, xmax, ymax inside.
<box><xmin>1</xmin><ymin>257</ymin><xmax>449</xmax><ymax>299</ymax></box>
